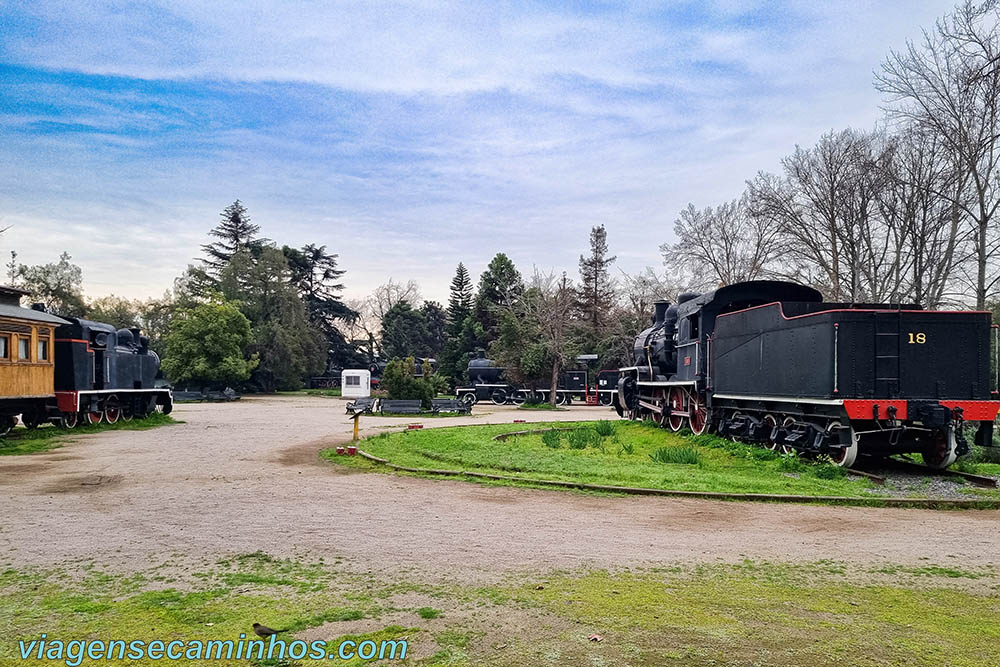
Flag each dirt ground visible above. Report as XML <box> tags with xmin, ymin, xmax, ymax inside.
<box><xmin>3</xmin><ymin>395</ymin><xmax>1000</xmax><ymax>577</ymax></box>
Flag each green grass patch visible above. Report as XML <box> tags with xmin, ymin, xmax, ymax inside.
<box><xmin>3</xmin><ymin>558</ymin><xmax>998</xmax><ymax>666</ymax></box>
<box><xmin>0</xmin><ymin>413</ymin><xmax>178</xmax><ymax>456</ymax></box>
<box><xmin>325</xmin><ymin>420</ymin><xmax>977</xmax><ymax>499</ymax></box>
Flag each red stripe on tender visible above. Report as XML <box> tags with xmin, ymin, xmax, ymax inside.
<box><xmin>843</xmin><ymin>399</ymin><xmax>908</xmax><ymax>420</ymax></box>
<box><xmin>940</xmin><ymin>400</ymin><xmax>1000</xmax><ymax>421</ymax></box>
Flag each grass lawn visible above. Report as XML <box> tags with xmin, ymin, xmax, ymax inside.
<box><xmin>324</xmin><ymin>420</ymin><xmax>1000</xmax><ymax>501</ymax></box>
<box><xmin>0</xmin><ymin>413</ymin><xmax>179</xmax><ymax>456</ymax></box>
<box><xmin>278</xmin><ymin>388</ymin><xmax>343</xmax><ymax>398</ymax></box>
<box><xmin>2</xmin><ymin>555</ymin><xmax>998</xmax><ymax>666</ymax></box>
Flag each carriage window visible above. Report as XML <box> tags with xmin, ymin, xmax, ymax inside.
<box><xmin>18</xmin><ymin>337</ymin><xmax>30</xmax><ymax>360</ymax></box>
<box><xmin>38</xmin><ymin>338</ymin><xmax>49</xmax><ymax>361</ymax></box>
<box><xmin>0</xmin><ymin>335</ymin><xmax>7</xmax><ymax>359</ymax></box>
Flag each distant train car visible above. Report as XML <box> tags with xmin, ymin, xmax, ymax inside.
<box><xmin>53</xmin><ymin>316</ymin><xmax>172</xmax><ymax>427</ymax></box>
<box><xmin>0</xmin><ymin>285</ymin><xmax>172</xmax><ymax>434</ymax></box>
<box><xmin>455</xmin><ymin>353</ymin><xmax>591</xmax><ymax>406</ymax></box>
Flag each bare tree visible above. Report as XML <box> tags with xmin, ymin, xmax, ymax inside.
<box><xmin>525</xmin><ymin>270</ymin><xmax>576</xmax><ymax>406</ymax></box>
<box><xmin>877</xmin><ymin>126</ymin><xmax>969</xmax><ymax>307</ymax></box>
<box><xmin>748</xmin><ymin>129</ymin><xmax>905</xmax><ymax>302</ymax></box>
<box><xmin>876</xmin><ymin>0</ymin><xmax>1000</xmax><ymax>308</ymax></box>
<box><xmin>368</xmin><ymin>278</ymin><xmax>421</xmax><ymax>322</ymax></box>
<box><xmin>661</xmin><ymin>195</ymin><xmax>778</xmax><ymax>289</ymax></box>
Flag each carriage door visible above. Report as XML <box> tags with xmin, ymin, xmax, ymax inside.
<box><xmin>874</xmin><ymin>311</ymin><xmax>901</xmax><ymax>398</ymax></box>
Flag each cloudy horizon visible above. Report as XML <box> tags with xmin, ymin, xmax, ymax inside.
<box><xmin>0</xmin><ymin>1</ymin><xmax>954</xmax><ymax>304</ymax></box>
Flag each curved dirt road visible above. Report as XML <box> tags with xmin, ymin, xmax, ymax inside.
<box><xmin>2</xmin><ymin>395</ymin><xmax>999</xmax><ymax>575</ymax></box>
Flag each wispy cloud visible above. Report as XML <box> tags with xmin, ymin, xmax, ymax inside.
<box><xmin>0</xmin><ymin>0</ymin><xmax>952</xmax><ymax>300</ymax></box>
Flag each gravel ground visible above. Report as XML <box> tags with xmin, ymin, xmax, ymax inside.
<box><xmin>3</xmin><ymin>395</ymin><xmax>1000</xmax><ymax>577</ymax></box>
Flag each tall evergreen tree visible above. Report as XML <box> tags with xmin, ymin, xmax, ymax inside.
<box><xmin>576</xmin><ymin>225</ymin><xmax>617</xmax><ymax>331</ymax></box>
<box><xmin>446</xmin><ymin>263</ymin><xmax>473</xmax><ymax>334</ymax></box>
<box><xmin>473</xmin><ymin>253</ymin><xmax>523</xmax><ymax>345</ymax></box>
<box><xmin>421</xmin><ymin>301</ymin><xmax>448</xmax><ymax>358</ymax></box>
<box><xmin>283</xmin><ymin>243</ymin><xmax>362</xmax><ymax>369</ymax></box>
<box><xmin>439</xmin><ymin>263</ymin><xmax>477</xmax><ymax>385</ymax></box>
<box><xmin>201</xmin><ymin>200</ymin><xmax>264</xmax><ymax>272</ymax></box>
<box><xmin>380</xmin><ymin>302</ymin><xmax>431</xmax><ymax>360</ymax></box>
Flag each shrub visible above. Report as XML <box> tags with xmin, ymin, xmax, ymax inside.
<box><xmin>777</xmin><ymin>454</ymin><xmax>806</xmax><ymax>473</ymax></box>
<box><xmin>567</xmin><ymin>429</ymin><xmax>590</xmax><ymax>449</ymax></box>
<box><xmin>618</xmin><ymin>443</ymin><xmax>635</xmax><ymax>456</ymax></box>
<box><xmin>541</xmin><ymin>430</ymin><xmax>562</xmax><ymax>449</ymax></box>
<box><xmin>649</xmin><ymin>446</ymin><xmax>701</xmax><ymax>465</ymax></box>
<box><xmin>971</xmin><ymin>446</ymin><xmax>1000</xmax><ymax>464</ymax></box>
<box><xmin>382</xmin><ymin>357</ymin><xmax>434</xmax><ymax>409</ymax></box>
<box><xmin>594</xmin><ymin>420</ymin><xmax>617</xmax><ymax>437</ymax></box>
<box><xmin>812</xmin><ymin>463</ymin><xmax>848</xmax><ymax>480</ymax></box>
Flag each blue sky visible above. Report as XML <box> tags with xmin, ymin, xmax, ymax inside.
<box><xmin>0</xmin><ymin>0</ymin><xmax>953</xmax><ymax>302</ymax></box>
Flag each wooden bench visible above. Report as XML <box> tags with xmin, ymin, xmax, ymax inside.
<box><xmin>380</xmin><ymin>399</ymin><xmax>423</xmax><ymax>414</ymax></box>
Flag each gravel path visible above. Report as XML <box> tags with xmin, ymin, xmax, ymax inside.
<box><xmin>3</xmin><ymin>395</ymin><xmax>1000</xmax><ymax>576</ymax></box>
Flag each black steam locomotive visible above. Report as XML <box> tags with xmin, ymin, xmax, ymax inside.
<box><xmin>617</xmin><ymin>280</ymin><xmax>999</xmax><ymax>468</ymax></box>
<box><xmin>455</xmin><ymin>353</ymin><xmax>592</xmax><ymax>406</ymax></box>
<box><xmin>0</xmin><ymin>287</ymin><xmax>172</xmax><ymax>434</ymax></box>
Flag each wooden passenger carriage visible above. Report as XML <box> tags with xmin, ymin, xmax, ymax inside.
<box><xmin>0</xmin><ymin>286</ymin><xmax>70</xmax><ymax>432</ymax></box>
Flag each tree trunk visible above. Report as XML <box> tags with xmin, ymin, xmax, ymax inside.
<box><xmin>550</xmin><ymin>358</ymin><xmax>560</xmax><ymax>407</ymax></box>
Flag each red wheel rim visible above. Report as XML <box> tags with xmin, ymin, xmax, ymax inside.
<box><xmin>763</xmin><ymin>414</ymin><xmax>779</xmax><ymax>450</ymax></box>
<box><xmin>89</xmin><ymin>411</ymin><xmax>103</xmax><ymax>425</ymax></box>
<box><xmin>689</xmin><ymin>395</ymin><xmax>708</xmax><ymax>435</ymax></box>
<box><xmin>667</xmin><ymin>387</ymin><xmax>685</xmax><ymax>431</ymax></box>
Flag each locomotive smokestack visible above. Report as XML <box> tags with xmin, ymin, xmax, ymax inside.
<box><xmin>653</xmin><ymin>300</ymin><xmax>670</xmax><ymax>324</ymax></box>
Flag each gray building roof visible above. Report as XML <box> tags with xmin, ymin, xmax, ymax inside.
<box><xmin>0</xmin><ymin>303</ymin><xmax>70</xmax><ymax>326</ymax></box>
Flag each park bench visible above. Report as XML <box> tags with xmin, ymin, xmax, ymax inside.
<box><xmin>431</xmin><ymin>398</ymin><xmax>470</xmax><ymax>414</ymax></box>
<box><xmin>346</xmin><ymin>397</ymin><xmax>378</xmax><ymax>414</ymax></box>
<box><xmin>379</xmin><ymin>399</ymin><xmax>423</xmax><ymax>414</ymax></box>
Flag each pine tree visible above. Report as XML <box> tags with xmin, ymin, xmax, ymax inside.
<box><xmin>577</xmin><ymin>225</ymin><xmax>616</xmax><ymax>331</ymax></box>
<box><xmin>473</xmin><ymin>253</ymin><xmax>523</xmax><ymax>343</ymax></box>
<box><xmin>446</xmin><ymin>263</ymin><xmax>473</xmax><ymax>336</ymax></box>
<box><xmin>201</xmin><ymin>200</ymin><xmax>263</xmax><ymax>272</ymax></box>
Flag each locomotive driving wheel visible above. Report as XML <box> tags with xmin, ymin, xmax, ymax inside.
<box><xmin>666</xmin><ymin>387</ymin><xmax>686</xmax><ymax>431</ymax></box>
<box><xmin>104</xmin><ymin>395</ymin><xmax>122</xmax><ymax>424</ymax></box>
<box><xmin>490</xmin><ymin>389</ymin><xmax>508</xmax><ymax>405</ymax></box>
<box><xmin>779</xmin><ymin>417</ymin><xmax>797</xmax><ymax>455</ymax></box>
<box><xmin>688</xmin><ymin>392</ymin><xmax>709</xmax><ymax>435</ymax></box>
<box><xmin>511</xmin><ymin>390</ymin><xmax>528</xmax><ymax>406</ymax></box>
<box><xmin>85</xmin><ymin>407</ymin><xmax>104</xmax><ymax>425</ymax></box>
<box><xmin>0</xmin><ymin>416</ymin><xmax>16</xmax><ymax>436</ymax></box>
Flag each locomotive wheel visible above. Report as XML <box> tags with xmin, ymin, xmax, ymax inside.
<box><xmin>490</xmin><ymin>389</ymin><xmax>508</xmax><ymax>405</ymax></box>
<box><xmin>779</xmin><ymin>417</ymin><xmax>797</xmax><ymax>455</ymax></box>
<box><xmin>922</xmin><ymin>428</ymin><xmax>958</xmax><ymax>469</ymax></box>
<box><xmin>122</xmin><ymin>402</ymin><xmax>134</xmax><ymax>421</ymax></box>
<box><xmin>826</xmin><ymin>421</ymin><xmax>858</xmax><ymax>468</ymax></box>
<box><xmin>85</xmin><ymin>409</ymin><xmax>104</xmax><ymax>425</ymax></box>
<box><xmin>160</xmin><ymin>397</ymin><xmax>173</xmax><ymax>415</ymax></box>
<box><xmin>762</xmin><ymin>414</ymin><xmax>779</xmax><ymax>450</ymax></box>
<box><xmin>460</xmin><ymin>392</ymin><xmax>477</xmax><ymax>407</ymax></box>
<box><xmin>60</xmin><ymin>412</ymin><xmax>78</xmax><ymax>429</ymax></box>
<box><xmin>728</xmin><ymin>411</ymin><xmax>744</xmax><ymax>442</ymax></box>
<box><xmin>104</xmin><ymin>396</ymin><xmax>122</xmax><ymax>424</ymax></box>
<box><xmin>599</xmin><ymin>392</ymin><xmax>613</xmax><ymax>406</ymax></box>
<box><xmin>555</xmin><ymin>392</ymin><xmax>567</xmax><ymax>406</ymax></box>
<box><xmin>21</xmin><ymin>412</ymin><xmax>44</xmax><ymax>430</ymax></box>
<box><xmin>511</xmin><ymin>390</ymin><xmax>528</xmax><ymax>406</ymax></box>
<box><xmin>666</xmin><ymin>387</ymin><xmax>686</xmax><ymax>432</ymax></box>
<box><xmin>688</xmin><ymin>393</ymin><xmax>709</xmax><ymax>435</ymax></box>
<box><xmin>0</xmin><ymin>416</ymin><xmax>16</xmax><ymax>436</ymax></box>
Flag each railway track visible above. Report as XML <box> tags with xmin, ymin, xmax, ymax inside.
<box><xmin>847</xmin><ymin>457</ymin><xmax>999</xmax><ymax>488</ymax></box>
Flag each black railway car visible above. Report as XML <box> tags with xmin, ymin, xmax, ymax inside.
<box><xmin>617</xmin><ymin>280</ymin><xmax>1000</xmax><ymax>468</ymax></box>
<box><xmin>455</xmin><ymin>354</ymin><xmax>588</xmax><ymax>406</ymax></box>
<box><xmin>52</xmin><ymin>317</ymin><xmax>172</xmax><ymax>426</ymax></box>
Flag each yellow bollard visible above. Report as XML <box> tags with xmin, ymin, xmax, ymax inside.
<box><xmin>353</xmin><ymin>412</ymin><xmax>360</xmax><ymax>442</ymax></box>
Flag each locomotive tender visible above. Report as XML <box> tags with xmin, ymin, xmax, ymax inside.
<box><xmin>616</xmin><ymin>280</ymin><xmax>1000</xmax><ymax>468</ymax></box>
<box><xmin>0</xmin><ymin>286</ymin><xmax>172</xmax><ymax>434</ymax></box>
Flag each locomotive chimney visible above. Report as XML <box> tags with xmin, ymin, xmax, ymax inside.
<box><xmin>653</xmin><ymin>300</ymin><xmax>670</xmax><ymax>324</ymax></box>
